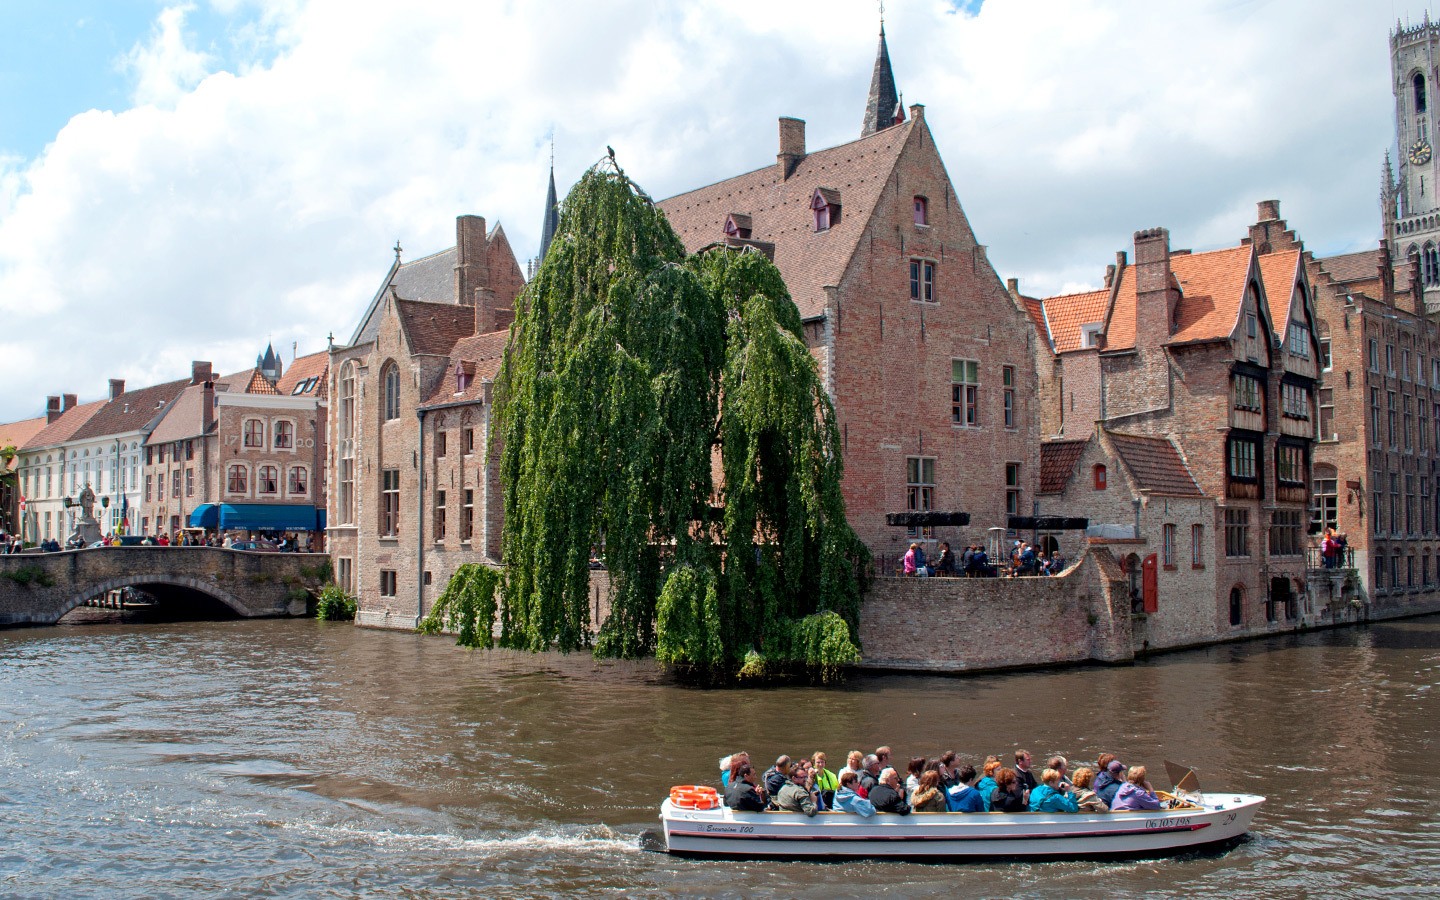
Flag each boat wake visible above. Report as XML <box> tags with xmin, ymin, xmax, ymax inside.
<box><xmin>279</xmin><ymin>820</ymin><xmax>643</xmax><ymax>859</ymax></box>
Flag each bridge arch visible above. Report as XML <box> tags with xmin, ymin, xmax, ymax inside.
<box><xmin>55</xmin><ymin>575</ymin><xmax>257</xmax><ymax>623</ymax></box>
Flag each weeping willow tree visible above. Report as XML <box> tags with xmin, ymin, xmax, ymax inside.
<box><xmin>489</xmin><ymin>154</ymin><xmax>868</xmax><ymax>678</ymax></box>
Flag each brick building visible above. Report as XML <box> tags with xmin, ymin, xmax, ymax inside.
<box><xmin>0</xmin><ymin>415</ymin><xmax>46</xmax><ymax>538</ymax></box>
<box><xmin>13</xmin><ymin>396</ymin><xmax>103</xmax><ymax>543</ymax></box>
<box><xmin>657</xmin><ymin>28</ymin><xmax>1040</xmax><ymax>565</ymax></box>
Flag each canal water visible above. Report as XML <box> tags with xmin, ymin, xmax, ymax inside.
<box><xmin>1</xmin><ymin>615</ymin><xmax>1437</xmax><ymax>898</ymax></box>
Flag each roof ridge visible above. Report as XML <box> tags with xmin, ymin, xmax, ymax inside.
<box><xmin>1041</xmin><ymin>286</ymin><xmax>1108</xmax><ymax>302</ymax></box>
<box><xmin>400</xmin><ymin>245</ymin><xmax>456</xmax><ymax>267</ymax></box>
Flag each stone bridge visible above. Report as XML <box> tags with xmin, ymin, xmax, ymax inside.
<box><xmin>0</xmin><ymin>547</ymin><xmax>332</xmax><ymax>627</ymax></box>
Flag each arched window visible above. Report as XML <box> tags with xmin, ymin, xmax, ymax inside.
<box><xmin>1417</xmin><ymin>72</ymin><xmax>1428</xmax><ymax>114</ymax></box>
<box><xmin>288</xmin><ymin>466</ymin><xmax>308</xmax><ymax>495</ymax></box>
<box><xmin>1093</xmin><ymin>464</ymin><xmax>1107</xmax><ymax>490</ymax></box>
<box><xmin>339</xmin><ymin>362</ymin><xmax>356</xmax><ymax>441</ymax></box>
<box><xmin>913</xmin><ymin>196</ymin><xmax>928</xmax><ymax>226</ymax></box>
<box><xmin>243</xmin><ymin>418</ymin><xmax>264</xmax><ymax>448</ymax></box>
<box><xmin>274</xmin><ymin>420</ymin><xmax>294</xmax><ymax>449</ymax></box>
<box><xmin>258</xmin><ymin>465</ymin><xmax>278</xmax><ymax>494</ymax></box>
<box><xmin>227</xmin><ymin>465</ymin><xmax>248</xmax><ymax>494</ymax></box>
<box><xmin>1426</xmin><ymin>242</ymin><xmax>1440</xmax><ymax>288</ymax></box>
<box><xmin>1229</xmin><ymin>585</ymin><xmax>1244</xmax><ymax>627</ymax></box>
<box><xmin>338</xmin><ymin>362</ymin><xmax>356</xmax><ymax>525</ymax></box>
<box><xmin>382</xmin><ymin>362</ymin><xmax>401</xmax><ymax>421</ymax></box>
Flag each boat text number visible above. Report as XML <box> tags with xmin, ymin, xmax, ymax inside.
<box><xmin>704</xmin><ymin>824</ymin><xmax>755</xmax><ymax>834</ymax></box>
<box><xmin>1145</xmin><ymin>816</ymin><xmax>1191</xmax><ymax>830</ymax></box>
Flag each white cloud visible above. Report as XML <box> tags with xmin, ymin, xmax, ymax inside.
<box><xmin>0</xmin><ymin>0</ymin><xmax>1428</xmax><ymax>421</ymax></box>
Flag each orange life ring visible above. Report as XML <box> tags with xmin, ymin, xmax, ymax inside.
<box><xmin>670</xmin><ymin>785</ymin><xmax>717</xmax><ymax>796</ymax></box>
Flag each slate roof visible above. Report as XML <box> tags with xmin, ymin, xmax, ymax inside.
<box><xmin>69</xmin><ymin>379</ymin><xmax>190</xmax><ymax>442</ymax></box>
<box><xmin>1035</xmin><ymin>288</ymin><xmax>1109</xmax><ymax>354</ymax></box>
<box><xmin>1106</xmin><ymin>431</ymin><xmax>1203</xmax><ymax>497</ymax></box>
<box><xmin>422</xmin><ymin>330</ymin><xmax>510</xmax><ymax>406</ymax></box>
<box><xmin>276</xmin><ymin>350</ymin><xmax>329</xmax><ymax>397</ymax></box>
<box><xmin>397</xmin><ymin>299</ymin><xmax>476</xmax><ymax>357</ymax></box>
<box><xmin>658</xmin><ymin>121</ymin><xmax>914</xmax><ymax>320</ymax></box>
<box><xmin>391</xmin><ymin>248</ymin><xmax>458</xmax><ymax>305</ymax></box>
<box><xmin>1169</xmin><ymin>245</ymin><xmax>1254</xmax><ymax>345</ymax></box>
<box><xmin>21</xmin><ymin>400</ymin><xmax>105</xmax><ymax>451</ymax></box>
<box><xmin>1039</xmin><ymin>439</ymin><xmax>1088</xmax><ymax>493</ymax></box>
<box><xmin>1258</xmin><ymin>250</ymin><xmax>1301</xmax><ymax>336</ymax></box>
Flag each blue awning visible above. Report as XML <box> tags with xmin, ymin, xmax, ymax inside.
<box><xmin>188</xmin><ymin>503</ymin><xmax>322</xmax><ymax>531</ymax></box>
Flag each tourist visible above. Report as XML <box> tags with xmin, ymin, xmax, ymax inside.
<box><xmin>775</xmin><ymin>766</ymin><xmax>818</xmax><ymax>817</ymax></box>
<box><xmin>935</xmin><ymin>542</ymin><xmax>957</xmax><ymax>576</ymax></box>
<box><xmin>910</xmin><ymin>770</ymin><xmax>947</xmax><ymax>812</ymax></box>
<box><xmin>938</xmin><ymin>751</ymin><xmax>960</xmax><ymax>791</ymax></box>
<box><xmin>1029</xmin><ymin>768</ymin><xmax>1080</xmax><ymax>812</ymax></box>
<box><xmin>858</xmin><ymin>754</ymin><xmax>881</xmax><ymax>796</ymax></box>
<box><xmin>1047</xmin><ymin>755</ymin><xmax>1072</xmax><ymax>786</ymax></box>
<box><xmin>975</xmin><ymin>758</ymin><xmax>1002</xmax><ymax>811</ymax></box>
<box><xmin>869</xmin><ymin>768</ymin><xmax>911</xmax><ymax>815</ymax></box>
<box><xmin>721</xmin><ymin>751</ymin><xmax>751</xmax><ymax>788</ymax></box>
<box><xmin>1050</xmin><ymin>548</ymin><xmax>1067</xmax><ymax>574</ymax></box>
<box><xmin>811</xmin><ymin>751</ymin><xmax>838</xmax><ymax>810</ymax></box>
<box><xmin>841</xmin><ymin>750</ymin><xmax>865</xmax><ymax>784</ymax></box>
<box><xmin>960</xmin><ymin>544</ymin><xmax>976</xmax><ymax>575</ymax></box>
<box><xmin>723</xmin><ymin>763</ymin><xmax>767</xmax><ymax>812</ymax></box>
<box><xmin>1322</xmin><ymin>527</ymin><xmax>1339</xmax><ymax>569</ymax></box>
<box><xmin>763</xmin><ymin>755</ymin><xmax>792</xmax><ymax>799</ymax></box>
<box><xmin>1111</xmin><ymin>766</ymin><xmax>1163</xmax><ymax>811</ymax></box>
<box><xmin>903</xmin><ymin>542</ymin><xmax>930</xmax><ymax>577</ymax></box>
<box><xmin>833</xmin><ymin>771</ymin><xmax>876</xmax><ymax>817</ymax></box>
<box><xmin>1072</xmin><ymin>767</ymin><xmax>1109</xmax><ymax>812</ymax></box>
<box><xmin>946</xmin><ymin>764</ymin><xmax>986</xmax><ymax>812</ymax></box>
<box><xmin>990</xmin><ymin>767</ymin><xmax>1027</xmax><ymax>813</ymax></box>
<box><xmin>1014</xmin><ymin>749</ymin><xmax>1038</xmax><ymax>798</ymax></box>
<box><xmin>905</xmin><ymin>756</ymin><xmax>927</xmax><ymax>795</ymax></box>
<box><xmin>1094</xmin><ymin>758</ymin><xmax>1125</xmax><ymax>807</ymax></box>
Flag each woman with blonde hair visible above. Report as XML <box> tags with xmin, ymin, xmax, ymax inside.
<box><xmin>1071</xmin><ymin>766</ymin><xmax>1110</xmax><ymax>812</ymax></box>
<box><xmin>1111</xmin><ymin>765</ymin><xmax>1163</xmax><ymax>811</ymax></box>
<box><xmin>811</xmin><ymin>751</ymin><xmax>839</xmax><ymax>810</ymax></box>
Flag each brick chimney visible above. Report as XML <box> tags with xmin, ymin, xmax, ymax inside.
<box><xmin>454</xmin><ymin>215</ymin><xmax>490</xmax><ymax>308</ymax></box>
<box><xmin>109</xmin><ymin>379</ymin><xmax>126</xmax><ymax>400</ymax></box>
<box><xmin>1257</xmin><ymin>199</ymin><xmax>1281</xmax><ymax>222</ymax></box>
<box><xmin>202</xmin><ymin>378</ymin><xmax>215</xmax><ymax>433</ymax></box>
<box><xmin>62</xmin><ymin>393</ymin><xmax>77</xmax><ymax>411</ymax></box>
<box><xmin>1133</xmin><ymin>228</ymin><xmax>1176</xmax><ymax>349</ymax></box>
<box><xmin>46</xmin><ymin>396</ymin><xmax>61</xmax><ymax>423</ymax></box>
<box><xmin>778</xmin><ymin>117</ymin><xmax>806</xmax><ymax>181</ymax></box>
<box><xmin>190</xmin><ymin>361</ymin><xmax>212</xmax><ymax>385</ymax></box>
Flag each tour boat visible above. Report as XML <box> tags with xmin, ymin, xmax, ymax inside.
<box><xmin>657</xmin><ymin>785</ymin><xmax>1265</xmax><ymax>859</ymax></box>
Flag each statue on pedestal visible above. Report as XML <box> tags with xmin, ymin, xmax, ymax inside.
<box><xmin>67</xmin><ymin>482</ymin><xmax>103</xmax><ymax>548</ymax></box>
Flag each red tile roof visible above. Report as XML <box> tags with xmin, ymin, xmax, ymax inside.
<box><xmin>1102</xmin><ymin>268</ymin><xmax>1139</xmax><ymax>351</ymax></box>
<box><xmin>245</xmin><ymin>369</ymin><xmax>280</xmax><ymax>395</ymax></box>
<box><xmin>1106</xmin><ymin>431</ymin><xmax>1203</xmax><ymax>497</ymax></box>
<box><xmin>1258</xmin><ymin>250</ymin><xmax>1301</xmax><ymax>337</ymax></box>
<box><xmin>658</xmin><ymin>122</ymin><xmax>914</xmax><ymax>320</ymax></box>
<box><xmin>0</xmin><ymin>416</ymin><xmax>47</xmax><ymax>469</ymax></box>
<box><xmin>21</xmin><ymin>400</ymin><xmax>105</xmax><ymax>450</ymax></box>
<box><xmin>276</xmin><ymin>350</ymin><xmax>329</xmax><ymax>397</ymax></box>
<box><xmin>1019</xmin><ymin>294</ymin><xmax>1049</xmax><ymax>347</ymax></box>
<box><xmin>1038</xmin><ymin>288</ymin><xmax>1109</xmax><ymax>354</ymax></box>
<box><xmin>69</xmin><ymin>379</ymin><xmax>189</xmax><ymax>441</ymax></box>
<box><xmin>422</xmin><ymin>330</ymin><xmax>510</xmax><ymax>406</ymax></box>
<box><xmin>396</xmin><ymin>299</ymin><xmax>476</xmax><ymax>357</ymax></box>
<box><xmin>1040</xmin><ymin>439</ymin><xmax>1087</xmax><ymax>493</ymax></box>
<box><xmin>1169</xmin><ymin>245</ymin><xmax>1254</xmax><ymax>345</ymax></box>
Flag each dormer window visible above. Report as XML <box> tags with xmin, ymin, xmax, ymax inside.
<box><xmin>1081</xmin><ymin>323</ymin><xmax>1104</xmax><ymax>348</ymax></box>
<box><xmin>913</xmin><ymin>196</ymin><xmax>928</xmax><ymax>226</ymax></box>
<box><xmin>811</xmin><ymin>188</ymin><xmax>840</xmax><ymax>232</ymax></box>
<box><xmin>454</xmin><ymin>360</ymin><xmax>476</xmax><ymax>395</ymax></box>
<box><xmin>723</xmin><ymin>213</ymin><xmax>752</xmax><ymax>240</ymax></box>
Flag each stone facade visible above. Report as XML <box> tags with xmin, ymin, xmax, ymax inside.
<box><xmin>1387</xmin><ymin>19</ymin><xmax>1440</xmax><ymax>313</ymax></box>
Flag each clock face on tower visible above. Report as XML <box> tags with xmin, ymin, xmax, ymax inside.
<box><xmin>1410</xmin><ymin>139</ymin><xmax>1433</xmax><ymax>166</ymax></box>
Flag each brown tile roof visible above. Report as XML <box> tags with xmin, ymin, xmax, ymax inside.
<box><xmin>658</xmin><ymin>122</ymin><xmax>914</xmax><ymax>320</ymax></box>
<box><xmin>145</xmin><ymin>370</ymin><xmax>254</xmax><ymax>446</ymax></box>
<box><xmin>422</xmin><ymin>330</ymin><xmax>510</xmax><ymax>406</ymax></box>
<box><xmin>276</xmin><ymin>350</ymin><xmax>329</xmax><ymax>397</ymax></box>
<box><xmin>0</xmin><ymin>416</ymin><xmax>47</xmax><ymax>461</ymax></box>
<box><xmin>1040</xmin><ymin>439</ymin><xmax>1087</xmax><ymax>493</ymax></box>
<box><xmin>244</xmin><ymin>369</ymin><xmax>280</xmax><ymax>395</ymax></box>
<box><xmin>396</xmin><ymin>299</ymin><xmax>476</xmax><ymax>357</ymax></box>
<box><xmin>1169</xmin><ymin>245</ymin><xmax>1253</xmax><ymax>345</ymax></box>
<box><xmin>1319</xmin><ymin>249</ymin><xmax>1384</xmax><ymax>285</ymax></box>
<box><xmin>21</xmin><ymin>400</ymin><xmax>105</xmax><ymax>450</ymax></box>
<box><xmin>1258</xmin><ymin>250</ymin><xmax>1301</xmax><ymax>336</ymax></box>
<box><xmin>1038</xmin><ymin>288</ymin><xmax>1109</xmax><ymax>354</ymax></box>
<box><xmin>69</xmin><ymin>379</ymin><xmax>190</xmax><ymax>441</ymax></box>
<box><xmin>1106</xmin><ymin>431</ymin><xmax>1203</xmax><ymax>497</ymax></box>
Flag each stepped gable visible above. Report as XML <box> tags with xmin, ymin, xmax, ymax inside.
<box><xmin>1257</xmin><ymin>249</ymin><xmax>1301</xmax><ymax>336</ymax></box>
<box><xmin>23</xmin><ymin>400</ymin><xmax>105</xmax><ymax>450</ymax></box>
<box><xmin>1037</xmin><ymin>288</ymin><xmax>1109</xmax><ymax>353</ymax></box>
<box><xmin>1105</xmin><ymin>431</ymin><xmax>1203</xmax><ymax>497</ymax></box>
<box><xmin>658</xmin><ymin>122</ymin><xmax>913</xmax><ymax>320</ymax></box>
<box><xmin>396</xmin><ymin>299</ymin><xmax>476</xmax><ymax>357</ymax></box>
<box><xmin>276</xmin><ymin>350</ymin><xmax>329</xmax><ymax>397</ymax></box>
<box><xmin>423</xmin><ymin>330</ymin><xmax>510</xmax><ymax>406</ymax></box>
<box><xmin>1040</xmin><ymin>439</ymin><xmax>1088</xmax><ymax>493</ymax></box>
<box><xmin>69</xmin><ymin>379</ymin><xmax>189</xmax><ymax>441</ymax></box>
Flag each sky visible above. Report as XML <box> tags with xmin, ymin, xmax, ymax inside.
<box><xmin>0</xmin><ymin>0</ymin><xmax>1432</xmax><ymax>422</ymax></box>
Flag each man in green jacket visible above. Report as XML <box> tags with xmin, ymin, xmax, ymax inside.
<box><xmin>775</xmin><ymin>766</ymin><xmax>818</xmax><ymax>817</ymax></box>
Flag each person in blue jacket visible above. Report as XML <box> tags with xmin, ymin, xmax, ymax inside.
<box><xmin>946</xmin><ymin>764</ymin><xmax>988</xmax><ymax>812</ymax></box>
<box><xmin>832</xmin><ymin>770</ymin><xmax>876</xmax><ymax>817</ymax></box>
<box><xmin>1029</xmin><ymin>768</ymin><xmax>1081</xmax><ymax>813</ymax></box>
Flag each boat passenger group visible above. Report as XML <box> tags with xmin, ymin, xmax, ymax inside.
<box><xmin>717</xmin><ymin>747</ymin><xmax>1166</xmax><ymax>817</ymax></box>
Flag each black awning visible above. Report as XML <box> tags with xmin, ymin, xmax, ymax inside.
<box><xmin>886</xmin><ymin>511</ymin><xmax>971</xmax><ymax>527</ymax></box>
<box><xmin>1007</xmin><ymin>516</ymin><xmax>1090</xmax><ymax>531</ymax></box>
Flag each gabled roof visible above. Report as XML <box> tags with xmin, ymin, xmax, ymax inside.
<box><xmin>1039</xmin><ymin>439</ymin><xmax>1088</xmax><ymax>493</ymax></box>
<box><xmin>245</xmin><ymin>369</ymin><xmax>280</xmax><ymax>395</ymax></box>
<box><xmin>1318</xmin><ymin>248</ymin><xmax>1381</xmax><ymax>286</ymax></box>
<box><xmin>1036</xmin><ymin>288</ymin><xmax>1109</xmax><ymax>354</ymax></box>
<box><xmin>21</xmin><ymin>400</ymin><xmax>105</xmax><ymax>451</ymax></box>
<box><xmin>1257</xmin><ymin>250</ymin><xmax>1302</xmax><ymax>336</ymax></box>
<box><xmin>69</xmin><ymin>379</ymin><xmax>189</xmax><ymax>442</ymax></box>
<box><xmin>1105</xmin><ymin>431</ymin><xmax>1203</xmax><ymax>497</ymax></box>
<box><xmin>146</xmin><ymin>370</ymin><xmax>252</xmax><ymax>446</ymax></box>
<box><xmin>658</xmin><ymin>121</ymin><xmax>914</xmax><ymax>319</ymax></box>
<box><xmin>276</xmin><ymin>350</ymin><xmax>329</xmax><ymax>397</ymax></box>
<box><xmin>396</xmin><ymin>299</ymin><xmax>476</xmax><ymax>357</ymax></box>
<box><xmin>1169</xmin><ymin>245</ymin><xmax>1254</xmax><ymax>345</ymax></box>
<box><xmin>422</xmin><ymin>330</ymin><xmax>510</xmax><ymax>406</ymax></box>
<box><xmin>0</xmin><ymin>416</ymin><xmax>47</xmax><ymax>461</ymax></box>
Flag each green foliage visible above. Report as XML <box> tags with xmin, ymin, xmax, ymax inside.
<box><xmin>419</xmin><ymin>563</ymin><xmax>501</xmax><ymax>648</ymax></box>
<box><xmin>314</xmin><ymin>584</ymin><xmax>357</xmax><ymax>621</ymax></box>
<box><xmin>300</xmin><ymin>559</ymin><xmax>333</xmax><ymax>582</ymax></box>
<box><xmin>493</xmin><ymin>153</ymin><xmax>870</xmax><ymax>680</ymax></box>
<box><xmin>286</xmin><ymin>585</ymin><xmax>312</xmax><ymax>604</ymax></box>
<box><xmin>1</xmin><ymin>565</ymin><xmax>55</xmax><ymax>588</ymax></box>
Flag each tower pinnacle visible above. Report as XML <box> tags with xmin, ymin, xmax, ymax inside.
<box><xmin>862</xmin><ymin>22</ymin><xmax>902</xmax><ymax>137</ymax></box>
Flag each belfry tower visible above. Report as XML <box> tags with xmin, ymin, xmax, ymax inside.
<box><xmin>1390</xmin><ymin>15</ymin><xmax>1440</xmax><ymax>309</ymax></box>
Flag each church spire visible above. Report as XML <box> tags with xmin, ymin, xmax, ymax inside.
<box><xmin>1382</xmin><ymin>150</ymin><xmax>1399</xmax><ymax>232</ymax></box>
<box><xmin>862</xmin><ymin>19</ymin><xmax>901</xmax><ymax>137</ymax></box>
<box><xmin>538</xmin><ymin>158</ymin><xmax>559</xmax><ymax>263</ymax></box>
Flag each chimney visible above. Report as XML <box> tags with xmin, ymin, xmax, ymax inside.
<box><xmin>1133</xmin><ymin>228</ymin><xmax>1176</xmax><ymax>349</ymax></box>
<box><xmin>909</xmin><ymin>103</ymin><xmax>925</xmax><ymax>123</ymax></box>
<box><xmin>109</xmin><ymin>378</ymin><xmax>126</xmax><ymax>400</ymax></box>
<box><xmin>190</xmin><ymin>361</ymin><xmax>212</xmax><ymax>385</ymax></box>
<box><xmin>1257</xmin><ymin>199</ymin><xmax>1281</xmax><ymax>222</ymax></box>
<box><xmin>63</xmin><ymin>393</ymin><xmax>77</xmax><ymax>411</ymax></box>
<box><xmin>46</xmin><ymin>396</ymin><xmax>61</xmax><ymax>424</ymax></box>
<box><xmin>777</xmin><ymin>117</ymin><xmax>806</xmax><ymax>180</ymax></box>
<box><xmin>454</xmin><ymin>214</ymin><xmax>489</xmax><ymax>308</ymax></box>
<box><xmin>202</xmin><ymin>378</ymin><xmax>216</xmax><ymax>433</ymax></box>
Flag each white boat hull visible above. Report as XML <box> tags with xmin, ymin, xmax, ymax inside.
<box><xmin>659</xmin><ymin>794</ymin><xmax>1264</xmax><ymax>859</ymax></box>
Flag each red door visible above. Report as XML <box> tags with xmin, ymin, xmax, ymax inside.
<box><xmin>1142</xmin><ymin>553</ymin><xmax>1158</xmax><ymax>613</ymax></box>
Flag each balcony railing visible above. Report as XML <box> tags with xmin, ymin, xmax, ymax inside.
<box><xmin>1305</xmin><ymin>545</ymin><xmax>1355</xmax><ymax>571</ymax></box>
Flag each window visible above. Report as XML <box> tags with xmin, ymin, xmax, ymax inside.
<box><xmin>381</xmin><ymin>468</ymin><xmax>400</xmax><ymax>536</ymax></box>
<box><xmin>157</xmin><ymin>445</ymin><xmax>166</xmax><ymax>464</ymax></box>
<box><xmin>1387</xmin><ymin>344</ymin><xmax>1396</xmax><ymax>375</ymax></box>
<box><xmin>1426</xmin><ymin>244</ymin><xmax>1440</xmax><ymax>288</ymax></box>
<box><xmin>462</xmin><ymin>488</ymin><xmax>475</xmax><ymax>542</ymax></box>
<box><xmin>185</xmin><ymin>440</ymin><xmax>193</xmax><ymax>461</ymax></box>
<box><xmin>1228</xmin><ymin>438</ymin><xmax>1257</xmax><ymax>480</ymax></box>
<box><xmin>338</xmin><ymin>458</ymin><xmax>354</xmax><ymax>525</ymax></box>
<box><xmin>906</xmin><ymin>457</ymin><xmax>936</xmax><ymax>538</ymax></box>
<box><xmin>1392</xmin><ymin>472</ymin><xmax>1402</xmax><ymax>533</ymax></box>
<box><xmin>1407</xmin><ymin>474</ymin><xmax>1416</xmax><ymax>534</ymax></box>
<box><xmin>951</xmin><ymin>360</ymin><xmax>979</xmax><ymax>426</ymax></box>
<box><xmin>1093</xmin><ymin>464</ymin><xmax>1107</xmax><ymax>490</ymax></box>
<box><xmin>1288</xmin><ymin>322</ymin><xmax>1311</xmax><ymax>358</ymax></box>
<box><xmin>1375</xmin><ymin>469</ymin><xmax>1385</xmax><ymax>535</ymax></box>
<box><xmin>1318</xmin><ymin>388</ymin><xmax>1335</xmax><ymax>441</ymax></box>
<box><xmin>1417</xmin><ymin>71</ymin><xmax>1429</xmax><ymax>114</ymax></box>
<box><xmin>1002</xmin><ymin>366</ymin><xmax>1016</xmax><ymax>428</ymax></box>
<box><xmin>909</xmin><ymin>259</ymin><xmax>935</xmax><ymax>302</ymax></box>
<box><xmin>434</xmin><ymin>490</ymin><xmax>447</xmax><ymax>541</ymax></box>
<box><xmin>1281</xmin><ymin>383</ymin><xmax>1309</xmax><ymax>419</ymax></box>
<box><xmin>463</xmin><ymin>427</ymin><xmax>476</xmax><ymax>455</ymax></box>
<box><xmin>1422</xmin><ymin>403</ymin><xmax>1430</xmax><ymax>453</ymax></box>
<box><xmin>1006</xmin><ymin>463</ymin><xmax>1023</xmax><ymax>517</ymax></box>
<box><xmin>171</xmin><ymin>469</ymin><xmax>181</xmax><ymax>499</ymax></box>
<box><xmin>339</xmin><ymin>363</ymin><xmax>356</xmax><ymax>441</ymax></box>
<box><xmin>1312</xmin><ymin>466</ymin><xmax>1338</xmax><ymax>533</ymax></box>
<box><xmin>1276</xmin><ymin>444</ymin><xmax>1305</xmax><ymax>484</ymax></box>
<box><xmin>1246</xmin><ymin>313</ymin><xmax>1257</xmax><ymax>339</ymax></box>
<box><xmin>289</xmin><ymin>466</ymin><xmax>308</xmax><ymax>495</ymax></box>
<box><xmin>1233</xmin><ymin>375</ymin><xmax>1262</xmax><ymax>412</ymax></box>
<box><xmin>1369</xmin><ymin>339</ymin><xmax>1380</xmax><ymax>372</ymax></box>
<box><xmin>1403</xmin><ymin>348</ymin><xmax>1412</xmax><ymax>380</ymax></box>
<box><xmin>1376</xmin><ymin>554</ymin><xmax>1387</xmax><ymax>591</ymax></box>
<box><xmin>1225</xmin><ymin>508</ymin><xmax>1250</xmax><ymax>557</ymax></box>
<box><xmin>1425</xmin><ymin>477</ymin><xmax>1433</xmax><ymax>535</ymax></box>
<box><xmin>810</xmin><ymin>189</ymin><xmax>838</xmax><ymax>231</ymax></box>
<box><xmin>379</xmin><ymin>570</ymin><xmax>397</xmax><ymax>597</ymax></box>
<box><xmin>1406</xmin><ymin>395</ymin><xmax>1415</xmax><ymax>452</ymax></box>
<box><xmin>337</xmin><ymin>558</ymin><xmax>354</xmax><ymax>594</ymax></box>
<box><xmin>1371</xmin><ymin>389</ymin><xmax>1382</xmax><ymax>445</ymax></box>
<box><xmin>1389</xmin><ymin>392</ymin><xmax>1398</xmax><ymax>447</ymax></box>
<box><xmin>436</xmin><ymin>431</ymin><xmax>447</xmax><ymax>458</ymax></box>
<box><xmin>144</xmin><ymin>474</ymin><xmax>153</xmax><ymax>502</ymax></box>
<box><xmin>274</xmin><ymin>420</ymin><xmax>294</xmax><ymax>449</ymax></box>
<box><xmin>383</xmin><ymin>363</ymin><xmax>401</xmax><ymax>421</ymax></box>
<box><xmin>258</xmin><ymin>465</ymin><xmax>278</xmax><ymax>495</ymax></box>
<box><xmin>244</xmin><ymin>419</ymin><xmax>263</xmax><ymax>448</ymax></box>
<box><xmin>1393</xmin><ymin>551</ymin><xmax>1402</xmax><ymax>588</ymax></box>
<box><xmin>227</xmin><ymin>465</ymin><xmax>247</xmax><ymax>494</ymax></box>
<box><xmin>1270</xmin><ymin>510</ymin><xmax>1303</xmax><ymax>557</ymax></box>
<box><xmin>1229</xmin><ymin>586</ymin><xmax>1244</xmax><ymax>626</ymax></box>
<box><xmin>1163</xmin><ymin>524</ymin><xmax>1176</xmax><ymax>567</ymax></box>
<box><xmin>913</xmin><ymin>196</ymin><xmax>928</xmax><ymax>225</ymax></box>
<box><xmin>1320</xmin><ymin>338</ymin><xmax>1332</xmax><ymax>371</ymax></box>
<box><xmin>1432</xmin><ymin>358</ymin><xmax>1440</xmax><ymax>387</ymax></box>
<box><xmin>1191</xmin><ymin>524</ymin><xmax>1205</xmax><ymax>568</ymax></box>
